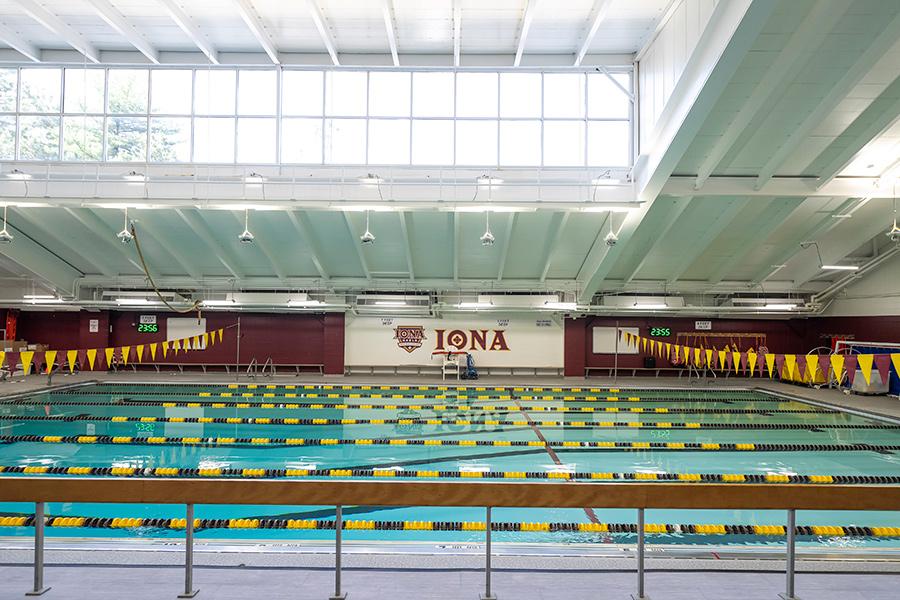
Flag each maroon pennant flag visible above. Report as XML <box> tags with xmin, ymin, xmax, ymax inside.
<box><xmin>775</xmin><ymin>354</ymin><xmax>786</xmax><ymax>378</ymax></box>
<box><xmin>757</xmin><ymin>353</ymin><xmax>766</xmax><ymax>376</ymax></box>
<box><xmin>739</xmin><ymin>352</ymin><xmax>748</xmax><ymax>373</ymax></box>
<box><xmin>845</xmin><ymin>355</ymin><xmax>858</xmax><ymax>385</ymax></box>
<box><xmin>818</xmin><ymin>354</ymin><xmax>832</xmax><ymax>381</ymax></box>
<box><xmin>5</xmin><ymin>352</ymin><xmax>19</xmax><ymax>373</ymax></box>
<box><xmin>725</xmin><ymin>351</ymin><xmax>734</xmax><ymax>371</ymax></box>
<box><xmin>874</xmin><ymin>355</ymin><xmax>891</xmax><ymax>385</ymax></box>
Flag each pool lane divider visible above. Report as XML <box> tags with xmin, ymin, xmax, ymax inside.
<box><xmin>2</xmin><ymin>414</ymin><xmax>895</xmax><ymax>430</ymax></box>
<box><xmin>0</xmin><ymin>515</ymin><xmax>896</xmax><ymax>538</ymax></box>
<box><xmin>3</xmin><ymin>465</ymin><xmax>898</xmax><ymax>485</ymax></box>
<box><xmin>4</xmin><ymin>435</ymin><xmax>896</xmax><ymax>453</ymax></box>
<box><xmin>8</xmin><ymin>399</ymin><xmax>835</xmax><ymax>415</ymax></box>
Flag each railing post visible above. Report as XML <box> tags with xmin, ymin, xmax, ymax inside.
<box><xmin>631</xmin><ymin>508</ymin><xmax>650</xmax><ymax>600</ymax></box>
<box><xmin>25</xmin><ymin>502</ymin><xmax>50</xmax><ymax>596</ymax></box>
<box><xmin>329</xmin><ymin>505</ymin><xmax>347</xmax><ymax>600</ymax></box>
<box><xmin>479</xmin><ymin>506</ymin><xmax>497</xmax><ymax>600</ymax></box>
<box><xmin>177</xmin><ymin>503</ymin><xmax>199</xmax><ymax>598</ymax></box>
<box><xmin>779</xmin><ymin>509</ymin><xmax>800</xmax><ymax>600</ymax></box>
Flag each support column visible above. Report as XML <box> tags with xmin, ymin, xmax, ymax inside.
<box><xmin>479</xmin><ymin>506</ymin><xmax>497</xmax><ymax>600</ymax></box>
<box><xmin>631</xmin><ymin>508</ymin><xmax>650</xmax><ymax>600</ymax></box>
<box><xmin>329</xmin><ymin>505</ymin><xmax>347</xmax><ymax>600</ymax></box>
<box><xmin>779</xmin><ymin>509</ymin><xmax>801</xmax><ymax>600</ymax></box>
<box><xmin>25</xmin><ymin>502</ymin><xmax>50</xmax><ymax>596</ymax></box>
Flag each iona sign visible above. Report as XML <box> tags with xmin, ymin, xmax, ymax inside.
<box><xmin>434</xmin><ymin>329</ymin><xmax>510</xmax><ymax>352</ymax></box>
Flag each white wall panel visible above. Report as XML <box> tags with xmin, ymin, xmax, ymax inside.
<box><xmin>638</xmin><ymin>0</ymin><xmax>720</xmax><ymax>150</ymax></box>
<box><xmin>823</xmin><ymin>253</ymin><xmax>900</xmax><ymax>317</ymax></box>
<box><xmin>345</xmin><ymin>315</ymin><xmax>563</xmax><ymax>368</ymax></box>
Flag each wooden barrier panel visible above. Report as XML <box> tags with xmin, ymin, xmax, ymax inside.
<box><xmin>1</xmin><ymin>478</ymin><xmax>899</xmax><ymax>511</ymax></box>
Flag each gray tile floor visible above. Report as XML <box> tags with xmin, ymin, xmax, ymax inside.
<box><xmin>1</xmin><ymin>565</ymin><xmax>899</xmax><ymax>600</ymax></box>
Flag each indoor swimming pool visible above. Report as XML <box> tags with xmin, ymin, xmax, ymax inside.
<box><xmin>1</xmin><ymin>382</ymin><xmax>899</xmax><ymax>549</ymax></box>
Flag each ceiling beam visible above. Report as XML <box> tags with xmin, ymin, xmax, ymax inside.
<box><xmin>665</xmin><ymin>198</ymin><xmax>747</xmax><ymax>283</ymax></box>
<box><xmin>573</xmin><ymin>0</ymin><xmax>613</xmax><ymax>67</ymax></box>
<box><xmin>63</xmin><ymin>208</ymin><xmax>144</xmax><ymax>274</ymax></box>
<box><xmin>452</xmin><ymin>1</ymin><xmax>461</xmax><ymax>68</ymax></box>
<box><xmin>811</xmin><ymin>77</ymin><xmax>900</xmax><ymax>190</ymax></box>
<box><xmin>173</xmin><ymin>209</ymin><xmax>242</xmax><ymax>279</ymax></box>
<box><xmin>749</xmin><ymin>198</ymin><xmax>857</xmax><ymax>283</ymax></box>
<box><xmin>382</xmin><ymin>0</ymin><xmax>399</xmax><ymax>66</ymax></box>
<box><xmin>11</xmin><ymin>209</ymin><xmax>117</xmax><ymax>278</ymax></box>
<box><xmin>706</xmin><ymin>197</ymin><xmax>803</xmax><ymax>284</ymax></box>
<box><xmin>306</xmin><ymin>0</ymin><xmax>339</xmax><ymax>66</ymax></box>
<box><xmin>0</xmin><ymin>21</ymin><xmax>40</xmax><ymax>62</ymax></box>
<box><xmin>397</xmin><ymin>211</ymin><xmax>414</xmax><ymax>280</ymax></box>
<box><xmin>754</xmin><ymin>12</ymin><xmax>900</xmax><ymax>190</ymax></box>
<box><xmin>664</xmin><ymin>175</ymin><xmax>896</xmax><ymax>199</ymax></box>
<box><xmin>286</xmin><ymin>210</ymin><xmax>329</xmax><ymax>280</ymax></box>
<box><xmin>342</xmin><ymin>213</ymin><xmax>371</xmax><ymax>279</ymax></box>
<box><xmin>230</xmin><ymin>211</ymin><xmax>288</xmax><ymax>281</ymax></box>
<box><xmin>582</xmin><ymin>0</ymin><xmax>775</xmax><ymax>303</ymax></box>
<box><xmin>11</xmin><ymin>0</ymin><xmax>99</xmax><ymax>63</ymax></box>
<box><xmin>514</xmin><ymin>0</ymin><xmax>539</xmax><ymax>67</ymax></box>
<box><xmin>157</xmin><ymin>0</ymin><xmax>219</xmax><ymax>64</ymax></box>
<box><xmin>692</xmin><ymin>0</ymin><xmax>851</xmax><ymax>189</ymax></box>
<box><xmin>233</xmin><ymin>0</ymin><xmax>279</xmax><ymax>64</ymax></box>
<box><xmin>539</xmin><ymin>212</ymin><xmax>569</xmax><ymax>281</ymax></box>
<box><xmin>84</xmin><ymin>0</ymin><xmax>159</xmax><ymax>63</ymax></box>
<box><xmin>624</xmin><ymin>197</ymin><xmax>691</xmax><ymax>283</ymax></box>
<box><xmin>497</xmin><ymin>213</ymin><xmax>517</xmax><ymax>281</ymax></box>
<box><xmin>132</xmin><ymin>211</ymin><xmax>202</xmax><ymax>279</ymax></box>
<box><xmin>0</xmin><ymin>222</ymin><xmax>82</xmax><ymax>294</ymax></box>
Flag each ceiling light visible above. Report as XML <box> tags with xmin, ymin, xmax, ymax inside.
<box><xmin>480</xmin><ymin>210</ymin><xmax>495</xmax><ymax>246</ymax></box>
<box><xmin>581</xmin><ymin>206</ymin><xmax>636</xmax><ymax>213</ymax></box>
<box><xmin>361</xmin><ymin>210</ymin><xmax>375</xmax><ymax>245</ymax></box>
<box><xmin>761</xmin><ymin>303</ymin><xmax>797</xmax><ymax>310</ymax></box>
<box><xmin>116</xmin><ymin>207</ymin><xmax>133</xmax><ymax>244</ymax></box>
<box><xmin>202</xmin><ymin>299</ymin><xmax>237</xmax><ymax>306</ymax></box>
<box><xmin>543</xmin><ymin>302</ymin><xmax>577</xmax><ymax>310</ymax></box>
<box><xmin>632</xmin><ymin>303</ymin><xmax>668</xmax><ymax>310</ymax></box>
<box><xmin>888</xmin><ymin>221</ymin><xmax>900</xmax><ymax>243</ymax></box>
<box><xmin>821</xmin><ymin>264</ymin><xmax>859</xmax><ymax>271</ymax></box>
<box><xmin>4</xmin><ymin>169</ymin><xmax>31</xmax><ymax>180</ymax></box>
<box><xmin>288</xmin><ymin>299</ymin><xmax>323</xmax><ymax>307</ymax></box>
<box><xmin>374</xmin><ymin>300</ymin><xmax>407</xmax><ymax>306</ymax></box>
<box><xmin>123</xmin><ymin>170</ymin><xmax>146</xmax><ymax>182</ymax></box>
<box><xmin>358</xmin><ymin>173</ymin><xmax>384</xmax><ymax>186</ymax></box>
<box><xmin>244</xmin><ymin>172</ymin><xmax>265</xmax><ymax>183</ymax></box>
<box><xmin>238</xmin><ymin>208</ymin><xmax>254</xmax><ymax>244</ymax></box>
<box><xmin>591</xmin><ymin>176</ymin><xmax>623</xmax><ymax>186</ymax></box>
<box><xmin>456</xmin><ymin>302</ymin><xmax>492</xmax><ymax>309</ymax></box>
<box><xmin>115</xmin><ymin>298</ymin><xmax>158</xmax><ymax>305</ymax></box>
<box><xmin>23</xmin><ymin>294</ymin><xmax>55</xmax><ymax>300</ymax></box>
<box><xmin>476</xmin><ymin>175</ymin><xmax>503</xmax><ymax>185</ymax></box>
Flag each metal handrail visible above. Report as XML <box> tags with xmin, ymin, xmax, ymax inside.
<box><xmin>245</xmin><ymin>358</ymin><xmax>258</xmax><ymax>378</ymax></box>
<box><xmin>260</xmin><ymin>357</ymin><xmax>274</xmax><ymax>377</ymax></box>
<box><xmin>3</xmin><ymin>477</ymin><xmax>897</xmax><ymax>600</ymax></box>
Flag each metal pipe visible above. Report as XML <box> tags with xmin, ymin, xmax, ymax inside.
<box><xmin>25</xmin><ymin>502</ymin><xmax>50</xmax><ymax>596</ymax></box>
<box><xmin>779</xmin><ymin>509</ymin><xmax>798</xmax><ymax>600</ymax></box>
<box><xmin>177</xmin><ymin>503</ymin><xmax>198</xmax><ymax>598</ymax></box>
<box><xmin>330</xmin><ymin>504</ymin><xmax>346</xmax><ymax>600</ymax></box>
<box><xmin>480</xmin><ymin>506</ymin><xmax>496</xmax><ymax>600</ymax></box>
<box><xmin>234</xmin><ymin>316</ymin><xmax>241</xmax><ymax>382</ymax></box>
<box><xmin>633</xmin><ymin>507</ymin><xmax>650</xmax><ymax>600</ymax></box>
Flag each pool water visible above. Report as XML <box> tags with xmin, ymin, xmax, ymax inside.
<box><xmin>1</xmin><ymin>382</ymin><xmax>899</xmax><ymax>548</ymax></box>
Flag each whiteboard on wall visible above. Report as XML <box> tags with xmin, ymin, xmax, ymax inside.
<box><xmin>167</xmin><ymin>317</ymin><xmax>207</xmax><ymax>349</ymax></box>
<box><xmin>592</xmin><ymin>327</ymin><xmax>639</xmax><ymax>354</ymax></box>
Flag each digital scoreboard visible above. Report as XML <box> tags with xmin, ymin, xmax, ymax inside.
<box><xmin>649</xmin><ymin>327</ymin><xmax>671</xmax><ymax>337</ymax></box>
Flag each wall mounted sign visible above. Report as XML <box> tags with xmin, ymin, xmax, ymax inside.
<box><xmin>695</xmin><ymin>320</ymin><xmax>712</xmax><ymax>331</ymax></box>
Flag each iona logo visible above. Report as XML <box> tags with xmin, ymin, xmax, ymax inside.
<box><xmin>394</xmin><ymin>325</ymin><xmax>426</xmax><ymax>353</ymax></box>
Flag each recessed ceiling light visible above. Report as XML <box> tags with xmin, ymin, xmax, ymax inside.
<box><xmin>820</xmin><ymin>264</ymin><xmax>859</xmax><ymax>271</ymax></box>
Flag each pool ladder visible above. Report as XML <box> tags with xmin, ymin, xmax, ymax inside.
<box><xmin>245</xmin><ymin>357</ymin><xmax>274</xmax><ymax>379</ymax></box>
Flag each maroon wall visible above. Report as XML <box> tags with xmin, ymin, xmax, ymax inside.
<box><xmin>13</xmin><ymin>310</ymin><xmax>343</xmax><ymax>373</ymax></box>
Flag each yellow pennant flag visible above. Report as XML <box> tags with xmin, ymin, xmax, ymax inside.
<box><xmin>732</xmin><ymin>351</ymin><xmax>741</xmax><ymax>374</ymax></box>
<box><xmin>784</xmin><ymin>354</ymin><xmax>797</xmax><ymax>379</ymax></box>
<box><xmin>192</xmin><ymin>335</ymin><xmax>200</xmax><ymax>349</ymax></box>
<box><xmin>765</xmin><ymin>353</ymin><xmax>776</xmax><ymax>378</ymax></box>
<box><xmin>184</xmin><ymin>337</ymin><xmax>193</xmax><ymax>351</ymax></box>
<box><xmin>121</xmin><ymin>346</ymin><xmax>130</xmax><ymax>366</ymax></box>
<box><xmin>0</xmin><ymin>351</ymin><xmax>5</xmax><ymax>370</ymax></box>
<box><xmin>693</xmin><ymin>348</ymin><xmax>702</xmax><ymax>367</ymax></box>
<box><xmin>136</xmin><ymin>345</ymin><xmax>144</xmax><ymax>363</ymax></box>
<box><xmin>202</xmin><ymin>332</ymin><xmax>209</xmax><ymax>348</ymax></box>
<box><xmin>44</xmin><ymin>350</ymin><xmax>57</xmax><ymax>374</ymax></box>
<box><xmin>892</xmin><ymin>354</ymin><xmax>900</xmax><ymax>381</ymax></box>
<box><xmin>681</xmin><ymin>346</ymin><xmax>690</xmax><ymax>363</ymax></box>
<box><xmin>718</xmin><ymin>350</ymin><xmax>727</xmax><ymax>370</ymax></box>
<box><xmin>173</xmin><ymin>339</ymin><xmax>182</xmax><ymax>354</ymax></box>
<box><xmin>150</xmin><ymin>343</ymin><xmax>158</xmax><ymax>361</ymax></box>
<box><xmin>86</xmin><ymin>349</ymin><xmax>97</xmax><ymax>371</ymax></box>
<box><xmin>20</xmin><ymin>350</ymin><xmax>34</xmax><ymax>375</ymax></box>
<box><xmin>162</xmin><ymin>341</ymin><xmax>169</xmax><ymax>358</ymax></box>
<box><xmin>218</xmin><ymin>329</ymin><xmax>223</xmax><ymax>343</ymax></box>
<box><xmin>104</xmin><ymin>347</ymin><xmax>115</xmax><ymax>369</ymax></box>
<box><xmin>857</xmin><ymin>354</ymin><xmax>874</xmax><ymax>385</ymax></box>
<box><xmin>705</xmin><ymin>349</ymin><xmax>714</xmax><ymax>369</ymax></box>
<box><xmin>830</xmin><ymin>354</ymin><xmax>844</xmax><ymax>382</ymax></box>
<box><xmin>66</xmin><ymin>350</ymin><xmax>78</xmax><ymax>373</ymax></box>
<box><xmin>747</xmin><ymin>350</ymin><xmax>757</xmax><ymax>377</ymax></box>
<box><xmin>805</xmin><ymin>354</ymin><xmax>819</xmax><ymax>380</ymax></box>
<box><xmin>664</xmin><ymin>342</ymin><xmax>671</xmax><ymax>360</ymax></box>
<box><xmin>641</xmin><ymin>337</ymin><xmax>647</xmax><ymax>352</ymax></box>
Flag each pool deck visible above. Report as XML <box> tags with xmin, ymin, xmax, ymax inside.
<box><xmin>3</xmin><ymin>371</ymin><xmax>899</xmax><ymax>421</ymax></box>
